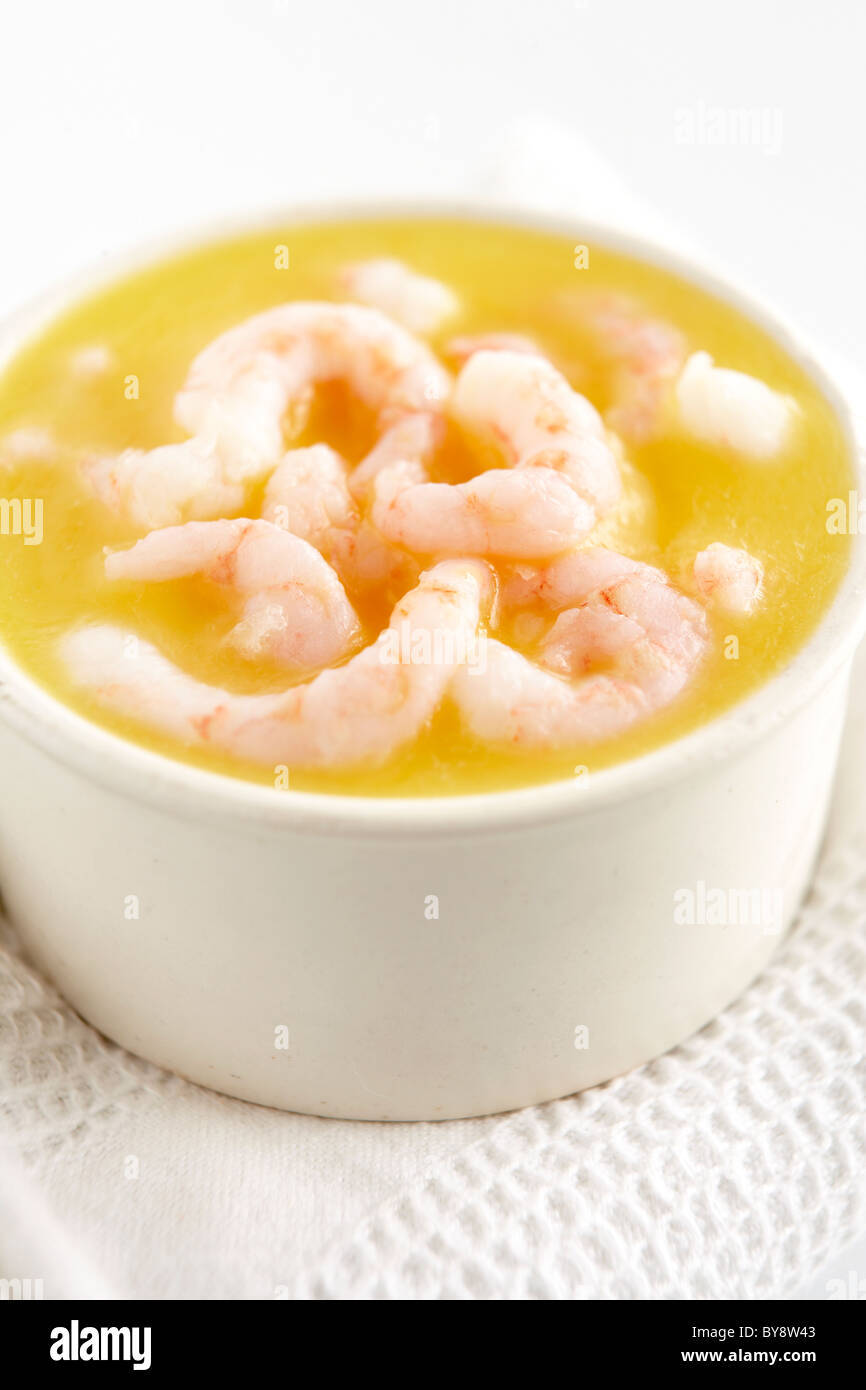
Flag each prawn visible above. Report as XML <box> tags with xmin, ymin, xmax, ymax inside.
<box><xmin>105</xmin><ymin>518</ymin><xmax>363</xmax><ymax>670</ymax></box>
<box><xmin>501</xmin><ymin>547</ymin><xmax>649</xmax><ymax>611</ymax></box>
<box><xmin>84</xmin><ymin>302</ymin><xmax>451</xmax><ymax>528</ymax></box>
<box><xmin>339</xmin><ymin>259</ymin><xmax>459</xmax><ymax>335</ymax></box>
<box><xmin>84</xmin><ymin>437</ymin><xmax>244</xmax><ymax>531</ymax></box>
<box><xmin>372</xmin><ymin>460</ymin><xmax>596</xmax><ymax>560</ymax></box>
<box><xmin>348</xmin><ymin>410</ymin><xmax>442</xmax><ymax>503</ymax></box>
<box><xmin>573</xmin><ymin>292</ymin><xmax>686</xmax><ymax>442</ymax></box>
<box><xmin>693</xmin><ymin>541</ymin><xmax>763</xmax><ymax>614</ymax></box>
<box><xmin>262</xmin><ymin>444</ymin><xmax>359</xmax><ymax>550</ymax></box>
<box><xmin>61</xmin><ymin>559</ymin><xmax>493</xmax><ymax>768</ymax></box>
<box><xmin>262</xmin><ymin>441</ymin><xmax>422</xmax><ymax>602</ymax></box>
<box><xmin>675</xmin><ymin>351</ymin><xmax>794</xmax><ymax>458</ymax></box>
<box><xmin>176</xmin><ymin>301</ymin><xmax>451</xmax><ymax>460</ymax></box>
<box><xmin>452</xmin><ymin>548</ymin><xmax>708</xmax><ymax>747</ymax></box>
<box><xmin>371</xmin><ymin>349</ymin><xmax>621</xmax><ymax>559</ymax></box>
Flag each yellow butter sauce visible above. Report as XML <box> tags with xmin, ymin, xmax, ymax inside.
<box><xmin>0</xmin><ymin>216</ymin><xmax>853</xmax><ymax>795</ymax></box>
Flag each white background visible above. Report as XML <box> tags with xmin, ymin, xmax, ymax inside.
<box><xmin>1</xmin><ymin>0</ymin><xmax>864</xmax><ymax>376</ymax></box>
<box><xmin>1</xmin><ymin>0</ymin><xmax>864</xmax><ymax>1300</ymax></box>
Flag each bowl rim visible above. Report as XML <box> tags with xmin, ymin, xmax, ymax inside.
<box><xmin>0</xmin><ymin>198</ymin><xmax>864</xmax><ymax>839</ymax></box>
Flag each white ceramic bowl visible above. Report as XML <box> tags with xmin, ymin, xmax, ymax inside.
<box><xmin>1</xmin><ymin>207</ymin><xmax>864</xmax><ymax>1121</ymax></box>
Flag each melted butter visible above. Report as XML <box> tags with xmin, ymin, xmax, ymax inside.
<box><xmin>0</xmin><ymin>216</ymin><xmax>853</xmax><ymax>795</ymax></box>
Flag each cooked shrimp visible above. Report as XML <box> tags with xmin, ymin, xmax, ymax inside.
<box><xmin>262</xmin><ymin>417</ymin><xmax>438</xmax><ymax>601</ymax></box>
<box><xmin>348</xmin><ymin>411</ymin><xmax>442</xmax><ymax>503</ymax></box>
<box><xmin>501</xmin><ymin>547</ymin><xmax>649</xmax><ymax>611</ymax></box>
<box><xmin>84</xmin><ymin>303</ymin><xmax>451</xmax><ymax>529</ymax></box>
<box><xmin>694</xmin><ymin>541</ymin><xmax>763</xmax><ymax>614</ymax></box>
<box><xmin>453</xmin><ymin>352</ymin><xmax>620</xmax><ymax>514</ymax></box>
<box><xmin>105</xmin><ymin>519</ymin><xmax>363</xmax><ymax>670</ymax></box>
<box><xmin>83</xmin><ymin>438</ymin><xmax>244</xmax><ymax>531</ymax></box>
<box><xmin>262</xmin><ymin>441</ymin><xmax>420</xmax><ymax>602</ymax></box>
<box><xmin>445</xmin><ymin>333</ymin><xmax>543</xmax><ymax>367</ymax></box>
<box><xmin>262</xmin><ymin>444</ymin><xmax>358</xmax><ymax>549</ymax></box>
<box><xmin>339</xmin><ymin>259</ymin><xmax>459</xmax><ymax>335</ymax></box>
<box><xmin>452</xmin><ymin>552</ymin><xmax>708</xmax><ymax>746</ymax></box>
<box><xmin>61</xmin><ymin>560</ymin><xmax>492</xmax><ymax>768</ymax></box>
<box><xmin>175</xmin><ymin>301</ymin><xmax>451</xmax><ymax>464</ymax></box>
<box><xmin>372</xmin><ymin>459</ymin><xmax>596</xmax><ymax>559</ymax></box>
<box><xmin>371</xmin><ymin>350</ymin><xmax>620</xmax><ymax>559</ymax></box>
<box><xmin>676</xmin><ymin>352</ymin><xmax>794</xmax><ymax>458</ymax></box>
<box><xmin>323</xmin><ymin>410</ymin><xmax>437</xmax><ymax>595</ymax></box>
<box><xmin>326</xmin><ymin>521</ymin><xmax>421</xmax><ymax>604</ymax></box>
<box><xmin>575</xmin><ymin>292</ymin><xmax>686</xmax><ymax>442</ymax></box>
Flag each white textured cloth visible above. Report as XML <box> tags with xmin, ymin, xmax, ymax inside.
<box><xmin>1</xmin><ymin>124</ymin><xmax>865</xmax><ymax>1301</ymax></box>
